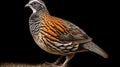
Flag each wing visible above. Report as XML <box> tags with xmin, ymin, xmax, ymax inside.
<box><xmin>50</xmin><ymin>16</ymin><xmax>92</xmax><ymax>44</ymax></box>
<box><xmin>40</xmin><ymin>16</ymin><xmax>92</xmax><ymax>54</ymax></box>
<box><xmin>41</xmin><ymin>16</ymin><xmax>92</xmax><ymax>43</ymax></box>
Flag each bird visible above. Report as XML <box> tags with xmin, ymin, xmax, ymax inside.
<box><xmin>25</xmin><ymin>0</ymin><xmax>108</xmax><ymax>67</ymax></box>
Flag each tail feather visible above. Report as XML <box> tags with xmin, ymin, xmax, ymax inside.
<box><xmin>81</xmin><ymin>42</ymin><xmax>108</xmax><ymax>58</ymax></box>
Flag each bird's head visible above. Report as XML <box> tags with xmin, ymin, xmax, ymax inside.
<box><xmin>25</xmin><ymin>0</ymin><xmax>46</xmax><ymax>13</ymax></box>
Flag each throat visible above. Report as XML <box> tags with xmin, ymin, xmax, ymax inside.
<box><xmin>31</xmin><ymin>8</ymin><xmax>49</xmax><ymax>15</ymax></box>
<box><xmin>31</xmin><ymin>8</ymin><xmax>37</xmax><ymax>13</ymax></box>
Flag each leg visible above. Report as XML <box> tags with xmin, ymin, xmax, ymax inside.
<box><xmin>61</xmin><ymin>54</ymin><xmax>75</xmax><ymax>67</ymax></box>
<box><xmin>46</xmin><ymin>54</ymin><xmax>74</xmax><ymax>67</ymax></box>
<box><xmin>54</xmin><ymin>56</ymin><xmax>64</xmax><ymax>65</ymax></box>
<box><xmin>45</xmin><ymin>56</ymin><xmax>63</xmax><ymax>65</ymax></box>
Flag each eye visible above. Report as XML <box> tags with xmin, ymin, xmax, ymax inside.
<box><xmin>30</xmin><ymin>1</ymin><xmax>45</xmax><ymax>11</ymax></box>
<box><xmin>33</xmin><ymin>2</ymin><xmax>37</xmax><ymax>5</ymax></box>
<box><xmin>31</xmin><ymin>2</ymin><xmax>38</xmax><ymax>6</ymax></box>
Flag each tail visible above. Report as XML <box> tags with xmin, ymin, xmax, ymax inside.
<box><xmin>82</xmin><ymin>42</ymin><xmax>108</xmax><ymax>58</ymax></box>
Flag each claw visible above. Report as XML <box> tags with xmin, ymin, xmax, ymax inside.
<box><xmin>45</xmin><ymin>62</ymin><xmax>62</xmax><ymax>67</ymax></box>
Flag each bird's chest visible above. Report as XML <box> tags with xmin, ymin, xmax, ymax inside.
<box><xmin>29</xmin><ymin>14</ymin><xmax>41</xmax><ymax>35</ymax></box>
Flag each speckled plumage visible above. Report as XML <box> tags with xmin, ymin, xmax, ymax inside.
<box><xmin>25</xmin><ymin>0</ymin><xmax>108</xmax><ymax>67</ymax></box>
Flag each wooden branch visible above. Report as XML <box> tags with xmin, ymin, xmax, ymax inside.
<box><xmin>0</xmin><ymin>62</ymin><xmax>70</xmax><ymax>67</ymax></box>
<box><xmin>0</xmin><ymin>63</ymin><xmax>53</xmax><ymax>67</ymax></box>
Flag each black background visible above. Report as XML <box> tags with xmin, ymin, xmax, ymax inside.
<box><xmin>0</xmin><ymin>0</ymin><xmax>119</xmax><ymax>67</ymax></box>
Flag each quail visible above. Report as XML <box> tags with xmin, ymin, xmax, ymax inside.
<box><xmin>25</xmin><ymin>0</ymin><xmax>108</xmax><ymax>67</ymax></box>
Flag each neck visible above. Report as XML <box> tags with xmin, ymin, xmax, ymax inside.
<box><xmin>32</xmin><ymin>8</ymin><xmax>50</xmax><ymax>17</ymax></box>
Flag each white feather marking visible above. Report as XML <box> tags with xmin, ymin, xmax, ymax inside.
<box><xmin>72</xmin><ymin>47</ymin><xmax>78</xmax><ymax>51</ymax></box>
<box><xmin>63</xmin><ymin>50</ymin><xmax>69</xmax><ymax>52</ymax></box>
<box><xmin>74</xmin><ymin>45</ymin><xmax>79</xmax><ymax>48</ymax></box>
<box><xmin>67</xmin><ymin>46</ymin><xmax>73</xmax><ymax>49</ymax></box>
<box><xmin>64</xmin><ymin>42</ymin><xmax>72</xmax><ymax>46</ymax></box>
<box><xmin>29</xmin><ymin>0</ymin><xmax>39</xmax><ymax>4</ymax></box>
<box><xmin>54</xmin><ymin>42</ymin><xmax>63</xmax><ymax>47</ymax></box>
<box><xmin>30</xmin><ymin>6</ymin><xmax>37</xmax><ymax>13</ymax></box>
<box><xmin>59</xmin><ymin>47</ymin><xmax>65</xmax><ymax>50</ymax></box>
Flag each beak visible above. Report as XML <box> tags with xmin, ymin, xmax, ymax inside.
<box><xmin>25</xmin><ymin>4</ymin><xmax>29</xmax><ymax>7</ymax></box>
<box><xmin>82</xmin><ymin>42</ymin><xmax>108</xmax><ymax>58</ymax></box>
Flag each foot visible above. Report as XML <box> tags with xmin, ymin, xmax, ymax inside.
<box><xmin>45</xmin><ymin>62</ymin><xmax>62</xmax><ymax>67</ymax></box>
<box><xmin>45</xmin><ymin>62</ymin><xmax>69</xmax><ymax>67</ymax></box>
<box><xmin>45</xmin><ymin>62</ymin><xmax>60</xmax><ymax>64</ymax></box>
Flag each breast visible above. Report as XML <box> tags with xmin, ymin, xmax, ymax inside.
<box><xmin>34</xmin><ymin>33</ymin><xmax>62</xmax><ymax>55</ymax></box>
<box><xmin>29</xmin><ymin>14</ymin><xmax>41</xmax><ymax>35</ymax></box>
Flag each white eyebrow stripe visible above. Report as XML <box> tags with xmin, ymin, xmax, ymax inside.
<box><xmin>29</xmin><ymin>0</ymin><xmax>40</xmax><ymax>4</ymax></box>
